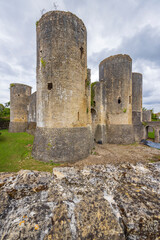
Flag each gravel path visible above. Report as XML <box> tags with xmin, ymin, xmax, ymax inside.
<box><xmin>72</xmin><ymin>143</ymin><xmax>160</xmax><ymax>168</ymax></box>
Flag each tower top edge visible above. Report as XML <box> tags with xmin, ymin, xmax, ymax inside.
<box><xmin>99</xmin><ymin>54</ymin><xmax>132</xmax><ymax>66</ymax></box>
<box><xmin>37</xmin><ymin>10</ymin><xmax>86</xmax><ymax>30</ymax></box>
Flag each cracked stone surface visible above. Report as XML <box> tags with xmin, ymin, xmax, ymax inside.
<box><xmin>0</xmin><ymin>163</ymin><xmax>160</xmax><ymax>239</ymax></box>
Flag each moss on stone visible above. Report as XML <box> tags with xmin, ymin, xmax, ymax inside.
<box><xmin>36</xmin><ymin>21</ymin><xmax>39</xmax><ymax>27</ymax></box>
<box><xmin>142</xmin><ymin>121</ymin><xmax>147</xmax><ymax>126</ymax></box>
<box><xmin>41</xmin><ymin>58</ymin><xmax>46</xmax><ymax>68</ymax></box>
<box><xmin>91</xmin><ymin>82</ymin><xmax>98</xmax><ymax>107</ymax></box>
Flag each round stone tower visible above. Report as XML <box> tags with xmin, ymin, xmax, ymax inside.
<box><xmin>99</xmin><ymin>54</ymin><xmax>134</xmax><ymax>144</ymax></box>
<box><xmin>132</xmin><ymin>72</ymin><xmax>142</xmax><ymax>125</ymax></box>
<box><xmin>32</xmin><ymin>11</ymin><xmax>92</xmax><ymax>162</ymax></box>
<box><xmin>9</xmin><ymin>83</ymin><xmax>31</xmax><ymax>132</ymax></box>
<box><xmin>99</xmin><ymin>54</ymin><xmax>132</xmax><ymax>125</ymax></box>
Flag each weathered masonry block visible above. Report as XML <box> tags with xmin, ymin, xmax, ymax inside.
<box><xmin>32</xmin><ymin>11</ymin><xmax>92</xmax><ymax>162</ymax></box>
<box><xmin>9</xmin><ymin>83</ymin><xmax>31</xmax><ymax>132</ymax></box>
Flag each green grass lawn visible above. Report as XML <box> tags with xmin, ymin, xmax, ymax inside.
<box><xmin>148</xmin><ymin>130</ymin><xmax>155</xmax><ymax>139</ymax></box>
<box><xmin>0</xmin><ymin>129</ymin><xmax>60</xmax><ymax>173</ymax></box>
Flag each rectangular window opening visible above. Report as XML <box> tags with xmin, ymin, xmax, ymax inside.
<box><xmin>48</xmin><ymin>83</ymin><xmax>53</xmax><ymax>90</ymax></box>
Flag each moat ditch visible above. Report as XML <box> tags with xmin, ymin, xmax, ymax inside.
<box><xmin>71</xmin><ymin>142</ymin><xmax>160</xmax><ymax>168</ymax></box>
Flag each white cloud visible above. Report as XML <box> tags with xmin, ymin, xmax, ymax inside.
<box><xmin>0</xmin><ymin>0</ymin><xmax>160</xmax><ymax>112</ymax></box>
<box><xmin>133</xmin><ymin>59</ymin><xmax>160</xmax><ymax>112</ymax></box>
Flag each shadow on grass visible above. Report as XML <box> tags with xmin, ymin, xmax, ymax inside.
<box><xmin>0</xmin><ymin>135</ymin><xmax>6</xmax><ymax>142</ymax></box>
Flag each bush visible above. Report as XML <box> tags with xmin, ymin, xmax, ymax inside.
<box><xmin>0</xmin><ymin>103</ymin><xmax>10</xmax><ymax>119</ymax></box>
<box><xmin>0</xmin><ymin>107</ymin><xmax>10</xmax><ymax>117</ymax></box>
<box><xmin>151</xmin><ymin>113</ymin><xmax>158</xmax><ymax>121</ymax></box>
<box><xmin>0</xmin><ymin>104</ymin><xmax>5</xmax><ymax>113</ymax></box>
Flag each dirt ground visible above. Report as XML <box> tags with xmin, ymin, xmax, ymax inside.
<box><xmin>71</xmin><ymin>143</ymin><xmax>160</xmax><ymax>168</ymax></box>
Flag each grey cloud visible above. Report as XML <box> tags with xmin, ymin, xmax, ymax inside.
<box><xmin>144</xmin><ymin>97</ymin><xmax>160</xmax><ymax>105</ymax></box>
<box><xmin>143</xmin><ymin>89</ymin><xmax>155</xmax><ymax>98</ymax></box>
<box><xmin>0</xmin><ymin>0</ymin><xmax>160</xmax><ymax>111</ymax></box>
<box><xmin>88</xmin><ymin>25</ymin><xmax>160</xmax><ymax>69</ymax></box>
<box><xmin>118</xmin><ymin>25</ymin><xmax>160</xmax><ymax>65</ymax></box>
<box><xmin>0</xmin><ymin>62</ymin><xmax>17</xmax><ymax>77</ymax></box>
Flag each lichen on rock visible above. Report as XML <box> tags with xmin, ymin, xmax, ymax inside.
<box><xmin>0</xmin><ymin>163</ymin><xmax>160</xmax><ymax>239</ymax></box>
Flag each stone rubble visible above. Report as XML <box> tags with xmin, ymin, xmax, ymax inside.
<box><xmin>0</xmin><ymin>163</ymin><xmax>160</xmax><ymax>239</ymax></box>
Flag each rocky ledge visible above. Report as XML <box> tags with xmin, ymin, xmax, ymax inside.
<box><xmin>0</xmin><ymin>163</ymin><xmax>160</xmax><ymax>240</ymax></box>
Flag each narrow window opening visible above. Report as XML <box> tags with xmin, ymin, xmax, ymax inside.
<box><xmin>91</xmin><ymin>108</ymin><xmax>96</xmax><ymax>122</ymax></box>
<box><xmin>48</xmin><ymin>83</ymin><xmax>53</xmax><ymax>90</ymax></box>
<box><xmin>118</xmin><ymin>97</ymin><xmax>121</xmax><ymax>104</ymax></box>
<box><xmin>93</xmin><ymin>101</ymin><xmax>96</xmax><ymax>107</ymax></box>
<box><xmin>80</xmin><ymin>47</ymin><xmax>84</xmax><ymax>59</ymax></box>
<box><xmin>129</xmin><ymin>96</ymin><xmax>131</xmax><ymax>104</ymax></box>
<box><xmin>78</xmin><ymin>112</ymin><xmax>79</xmax><ymax>121</ymax></box>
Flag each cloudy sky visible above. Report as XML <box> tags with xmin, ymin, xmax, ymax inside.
<box><xmin>0</xmin><ymin>0</ymin><xmax>160</xmax><ymax>111</ymax></box>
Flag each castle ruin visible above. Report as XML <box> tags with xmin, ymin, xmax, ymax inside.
<box><xmin>9</xmin><ymin>10</ymin><xmax>159</xmax><ymax>163</ymax></box>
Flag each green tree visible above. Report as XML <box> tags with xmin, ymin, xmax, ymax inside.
<box><xmin>0</xmin><ymin>104</ymin><xmax>5</xmax><ymax>114</ymax></box>
<box><xmin>5</xmin><ymin>101</ymin><xmax>10</xmax><ymax>107</ymax></box>
<box><xmin>0</xmin><ymin>103</ymin><xmax>10</xmax><ymax>118</ymax></box>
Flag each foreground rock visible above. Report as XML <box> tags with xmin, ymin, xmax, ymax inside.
<box><xmin>0</xmin><ymin>163</ymin><xmax>160</xmax><ymax>240</ymax></box>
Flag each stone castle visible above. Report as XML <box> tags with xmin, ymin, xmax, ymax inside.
<box><xmin>9</xmin><ymin>11</ymin><xmax>158</xmax><ymax>163</ymax></box>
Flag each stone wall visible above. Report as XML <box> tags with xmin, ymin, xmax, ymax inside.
<box><xmin>133</xmin><ymin>124</ymin><xmax>145</xmax><ymax>142</ymax></box>
<box><xmin>106</xmin><ymin>124</ymin><xmax>135</xmax><ymax>144</ymax></box>
<box><xmin>142</xmin><ymin>110</ymin><xmax>151</xmax><ymax>122</ymax></box>
<box><xmin>32</xmin><ymin>127</ymin><xmax>92</xmax><ymax>163</ymax></box>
